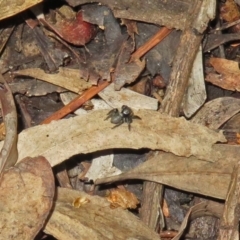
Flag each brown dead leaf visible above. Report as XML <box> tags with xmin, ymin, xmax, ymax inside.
<box><xmin>44</xmin><ymin>187</ymin><xmax>159</xmax><ymax>240</ymax></box>
<box><xmin>13</xmin><ymin>67</ymin><xmax>92</xmax><ymax>94</ymax></box>
<box><xmin>220</xmin><ymin>0</ymin><xmax>240</xmax><ymax>23</ymax></box>
<box><xmin>191</xmin><ymin>97</ymin><xmax>240</xmax><ymax>129</ymax></box>
<box><xmin>0</xmin><ymin>156</ymin><xmax>55</xmax><ymax>239</ymax></box>
<box><xmin>1</xmin><ymin>110</ymin><xmax>226</xmax><ymax>167</ymax></box>
<box><xmin>95</xmin><ymin>151</ymin><xmax>236</xmax><ymax>200</ymax></box>
<box><xmin>0</xmin><ymin>0</ymin><xmax>43</xmax><ymax>21</ymax></box>
<box><xmin>113</xmin><ymin>38</ymin><xmax>145</xmax><ymax>90</ymax></box>
<box><xmin>106</xmin><ymin>188</ymin><xmax>139</xmax><ymax>209</ymax></box>
<box><xmin>206</xmin><ymin>58</ymin><xmax>240</xmax><ymax>91</ymax></box>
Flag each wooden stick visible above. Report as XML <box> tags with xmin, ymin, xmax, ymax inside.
<box><xmin>41</xmin><ymin>80</ymin><xmax>110</xmax><ymax>124</ymax></box>
<box><xmin>130</xmin><ymin>27</ymin><xmax>172</xmax><ymax>62</ymax></box>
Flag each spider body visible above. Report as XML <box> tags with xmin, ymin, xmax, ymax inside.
<box><xmin>105</xmin><ymin>105</ymin><xmax>140</xmax><ymax>131</ymax></box>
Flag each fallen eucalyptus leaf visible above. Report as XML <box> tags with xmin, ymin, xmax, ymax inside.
<box><xmin>191</xmin><ymin>97</ymin><xmax>240</xmax><ymax>129</ymax></box>
<box><xmin>0</xmin><ymin>74</ymin><xmax>18</xmax><ymax>173</ymax></box>
<box><xmin>44</xmin><ymin>187</ymin><xmax>159</xmax><ymax>240</ymax></box>
<box><xmin>0</xmin><ymin>0</ymin><xmax>43</xmax><ymax>21</ymax></box>
<box><xmin>0</xmin><ymin>110</ymin><xmax>226</xmax><ymax>167</ymax></box>
<box><xmin>99</xmin><ymin>83</ymin><xmax>160</xmax><ymax>110</ymax></box>
<box><xmin>183</xmin><ymin>45</ymin><xmax>206</xmax><ymax>118</ymax></box>
<box><xmin>206</xmin><ymin>58</ymin><xmax>240</xmax><ymax>91</ymax></box>
<box><xmin>95</xmin><ymin>151</ymin><xmax>236</xmax><ymax>200</ymax></box>
<box><xmin>0</xmin><ymin>156</ymin><xmax>55</xmax><ymax>239</ymax></box>
<box><xmin>13</xmin><ymin>67</ymin><xmax>92</xmax><ymax>94</ymax></box>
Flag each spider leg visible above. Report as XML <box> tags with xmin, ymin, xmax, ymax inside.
<box><xmin>124</xmin><ymin>117</ymin><xmax>132</xmax><ymax>131</ymax></box>
<box><xmin>112</xmin><ymin>120</ymin><xmax>124</xmax><ymax>129</ymax></box>
<box><xmin>132</xmin><ymin>115</ymin><xmax>141</xmax><ymax>120</ymax></box>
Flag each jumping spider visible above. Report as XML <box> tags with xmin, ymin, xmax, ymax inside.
<box><xmin>105</xmin><ymin>105</ymin><xmax>141</xmax><ymax>131</ymax></box>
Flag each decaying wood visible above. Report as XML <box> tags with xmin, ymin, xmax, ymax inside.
<box><xmin>44</xmin><ymin>188</ymin><xmax>159</xmax><ymax>240</ymax></box>
<box><xmin>66</xmin><ymin>0</ymin><xmax>192</xmax><ymax>30</ymax></box>
<box><xmin>140</xmin><ymin>0</ymin><xmax>212</xmax><ymax>230</ymax></box>
<box><xmin>218</xmin><ymin>163</ymin><xmax>240</xmax><ymax>240</ymax></box>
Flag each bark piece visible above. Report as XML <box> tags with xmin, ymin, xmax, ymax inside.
<box><xmin>44</xmin><ymin>187</ymin><xmax>159</xmax><ymax>240</ymax></box>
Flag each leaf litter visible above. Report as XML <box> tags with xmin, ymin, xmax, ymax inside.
<box><xmin>1</xmin><ymin>0</ymin><xmax>240</xmax><ymax>239</ymax></box>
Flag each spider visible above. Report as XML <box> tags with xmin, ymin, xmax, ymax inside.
<box><xmin>105</xmin><ymin>105</ymin><xmax>141</xmax><ymax>131</ymax></box>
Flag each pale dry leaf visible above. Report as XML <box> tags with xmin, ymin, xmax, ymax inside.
<box><xmin>99</xmin><ymin>83</ymin><xmax>161</xmax><ymax>110</ymax></box>
<box><xmin>0</xmin><ymin>110</ymin><xmax>226</xmax><ymax>167</ymax></box>
<box><xmin>85</xmin><ymin>151</ymin><xmax>122</xmax><ymax>182</ymax></box>
<box><xmin>0</xmin><ymin>0</ymin><xmax>43</xmax><ymax>21</ymax></box>
<box><xmin>191</xmin><ymin>97</ymin><xmax>240</xmax><ymax>129</ymax></box>
<box><xmin>95</xmin><ymin>150</ymin><xmax>236</xmax><ymax>200</ymax></box>
<box><xmin>206</xmin><ymin>57</ymin><xmax>240</xmax><ymax>91</ymax></box>
<box><xmin>0</xmin><ymin>156</ymin><xmax>55</xmax><ymax>239</ymax></box>
<box><xmin>183</xmin><ymin>45</ymin><xmax>206</xmax><ymax>117</ymax></box>
<box><xmin>14</xmin><ymin>67</ymin><xmax>92</xmax><ymax>94</ymax></box>
<box><xmin>44</xmin><ymin>187</ymin><xmax>159</xmax><ymax>240</ymax></box>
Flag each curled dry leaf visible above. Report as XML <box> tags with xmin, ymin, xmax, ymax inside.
<box><xmin>191</xmin><ymin>97</ymin><xmax>240</xmax><ymax>129</ymax></box>
<box><xmin>95</xmin><ymin>150</ymin><xmax>237</xmax><ymax>200</ymax></box>
<box><xmin>2</xmin><ymin>110</ymin><xmax>226</xmax><ymax>167</ymax></box>
<box><xmin>106</xmin><ymin>188</ymin><xmax>139</xmax><ymax>209</ymax></box>
<box><xmin>44</xmin><ymin>187</ymin><xmax>159</xmax><ymax>240</ymax></box>
<box><xmin>72</xmin><ymin>197</ymin><xmax>90</xmax><ymax>208</ymax></box>
<box><xmin>0</xmin><ymin>75</ymin><xmax>18</xmax><ymax>173</ymax></box>
<box><xmin>42</xmin><ymin>11</ymin><xmax>96</xmax><ymax>46</ymax></box>
<box><xmin>13</xmin><ymin>67</ymin><xmax>92</xmax><ymax>94</ymax></box>
<box><xmin>0</xmin><ymin>0</ymin><xmax>43</xmax><ymax>21</ymax></box>
<box><xmin>172</xmin><ymin>202</ymin><xmax>208</xmax><ymax>240</ymax></box>
<box><xmin>206</xmin><ymin>57</ymin><xmax>240</xmax><ymax>91</ymax></box>
<box><xmin>0</xmin><ymin>156</ymin><xmax>55</xmax><ymax>239</ymax></box>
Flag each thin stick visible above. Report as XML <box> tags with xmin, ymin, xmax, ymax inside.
<box><xmin>41</xmin><ymin>80</ymin><xmax>110</xmax><ymax>124</ymax></box>
<box><xmin>130</xmin><ymin>27</ymin><xmax>172</xmax><ymax>62</ymax></box>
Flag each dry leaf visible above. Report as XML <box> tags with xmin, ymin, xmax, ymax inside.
<box><xmin>0</xmin><ymin>110</ymin><xmax>226</xmax><ymax>167</ymax></box>
<box><xmin>0</xmin><ymin>0</ymin><xmax>43</xmax><ymax>21</ymax></box>
<box><xmin>44</xmin><ymin>187</ymin><xmax>159</xmax><ymax>240</ymax></box>
<box><xmin>0</xmin><ymin>74</ymin><xmax>18</xmax><ymax>173</ymax></box>
<box><xmin>95</xmin><ymin>150</ymin><xmax>237</xmax><ymax>200</ymax></box>
<box><xmin>191</xmin><ymin>97</ymin><xmax>240</xmax><ymax>129</ymax></box>
<box><xmin>14</xmin><ymin>67</ymin><xmax>92</xmax><ymax>94</ymax></box>
<box><xmin>206</xmin><ymin>58</ymin><xmax>240</xmax><ymax>91</ymax></box>
<box><xmin>99</xmin><ymin>83</ymin><xmax>163</xmax><ymax>110</ymax></box>
<box><xmin>173</xmin><ymin>202</ymin><xmax>208</xmax><ymax>240</ymax></box>
<box><xmin>106</xmin><ymin>188</ymin><xmax>139</xmax><ymax>209</ymax></box>
<box><xmin>220</xmin><ymin>0</ymin><xmax>240</xmax><ymax>22</ymax></box>
<box><xmin>0</xmin><ymin>156</ymin><xmax>55</xmax><ymax>239</ymax></box>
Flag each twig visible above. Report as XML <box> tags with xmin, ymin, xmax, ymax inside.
<box><xmin>41</xmin><ymin>80</ymin><xmax>110</xmax><ymax>124</ymax></box>
<box><xmin>130</xmin><ymin>27</ymin><xmax>172</xmax><ymax>62</ymax></box>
